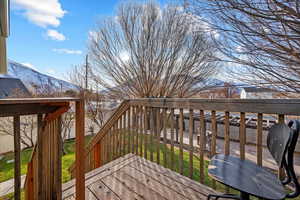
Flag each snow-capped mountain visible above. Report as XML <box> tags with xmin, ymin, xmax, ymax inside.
<box><xmin>7</xmin><ymin>60</ymin><xmax>79</xmax><ymax>92</ymax></box>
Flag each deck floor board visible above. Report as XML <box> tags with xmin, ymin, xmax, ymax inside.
<box><xmin>62</xmin><ymin>154</ymin><xmax>217</xmax><ymax>200</ymax></box>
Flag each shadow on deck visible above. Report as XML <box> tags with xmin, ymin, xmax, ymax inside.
<box><xmin>62</xmin><ymin>154</ymin><xmax>218</xmax><ymax>200</ymax></box>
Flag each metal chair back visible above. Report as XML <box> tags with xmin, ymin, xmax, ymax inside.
<box><xmin>267</xmin><ymin>120</ymin><xmax>300</xmax><ymax>198</ymax></box>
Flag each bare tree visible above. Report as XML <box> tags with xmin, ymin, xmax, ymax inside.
<box><xmin>0</xmin><ymin>110</ymin><xmax>75</xmax><ymax>153</ymax></box>
<box><xmin>69</xmin><ymin>64</ymin><xmax>108</xmax><ymax>132</ymax></box>
<box><xmin>0</xmin><ymin>116</ymin><xmax>35</xmax><ymax>149</ymax></box>
<box><xmin>85</xmin><ymin>91</ymin><xmax>109</xmax><ymax>132</ymax></box>
<box><xmin>0</xmin><ymin>89</ymin><xmax>35</xmax><ymax>148</ymax></box>
<box><xmin>197</xmin><ymin>82</ymin><xmax>239</xmax><ymax>98</ymax></box>
<box><xmin>61</xmin><ymin>111</ymin><xmax>74</xmax><ymax>140</ymax></box>
<box><xmin>221</xmin><ymin>82</ymin><xmax>239</xmax><ymax>98</ymax></box>
<box><xmin>89</xmin><ymin>1</ymin><xmax>219</xmax><ymax>98</ymax></box>
<box><xmin>68</xmin><ymin>65</ymin><xmax>89</xmax><ymax>92</ymax></box>
<box><xmin>187</xmin><ymin>0</ymin><xmax>300</xmax><ymax>92</ymax></box>
<box><xmin>0</xmin><ymin>86</ymin><xmax>76</xmax><ymax>152</ymax></box>
<box><xmin>60</xmin><ymin>109</ymin><xmax>75</xmax><ymax>154</ymax></box>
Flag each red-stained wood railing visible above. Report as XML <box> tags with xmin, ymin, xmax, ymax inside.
<box><xmin>69</xmin><ymin>100</ymin><xmax>130</xmax><ymax>176</ymax></box>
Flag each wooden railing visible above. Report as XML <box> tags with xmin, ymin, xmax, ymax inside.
<box><xmin>25</xmin><ymin>117</ymin><xmax>63</xmax><ymax>200</ymax></box>
<box><xmin>69</xmin><ymin>100</ymin><xmax>130</xmax><ymax>176</ymax></box>
<box><xmin>0</xmin><ymin>98</ymin><xmax>85</xmax><ymax>200</ymax></box>
<box><xmin>69</xmin><ymin>98</ymin><xmax>300</xmax><ymax>194</ymax></box>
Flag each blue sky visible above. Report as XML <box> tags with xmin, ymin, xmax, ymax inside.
<box><xmin>9</xmin><ymin>0</ymin><xmax>172</xmax><ymax>80</ymax></box>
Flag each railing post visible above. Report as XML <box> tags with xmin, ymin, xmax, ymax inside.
<box><xmin>25</xmin><ymin>161</ymin><xmax>34</xmax><ymax>200</ymax></box>
<box><xmin>93</xmin><ymin>141</ymin><xmax>101</xmax><ymax>168</ymax></box>
<box><xmin>224</xmin><ymin>111</ymin><xmax>230</xmax><ymax>155</ymax></box>
<box><xmin>156</xmin><ymin>108</ymin><xmax>160</xmax><ymax>164</ymax></box>
<box><xmin>211</xmin><ymin>110</ymin><xmax>217</xmax><ymax>189</ymax></box>
<box><xmin>37</xmin><ymin>114</ymin><xmax>44</xmax><ymax>199</ymax></box>
<box><xmin>224</xmin><ymin>111</ymin><xmax>230</xmax><ymax>193</ymax></box>
<box><xmin>175</xmin><ymin>116</ymin><xmax>179</xmax><ymax>143</ymax></box>
<box><xmin>239</xmin><ymin>112</ymin><xmax>246</xmax><ymax>160</ymax></box>
<box><xmin>162</xmin><ymin>108</ymin><xmax>167</xmax><ymax>167</ymax></box>
<box><xmin>56</xmin><ymin>117</ymin><xmax>63</xmax><ymax>199</ymax></box>
<box><xmin>179</xmin><ymin>108</ymin><xmax>184</xmax><ymax>175</ymax></box>
<box><xmin>199</xmin><ymin>110</ymin><xmax>206</xmax><ymax>183</ymax></box>
<box><xmin>76</xmin><ymin>99</ymin><xmax>85</xmax><ymax>200</ymax></box>
<box><xmin>188</xmin><ymin>109</ymin><xmax>194</xmax><ymax>179</ymax></box>
<box><xmin>257</xmin><ymin>113</ymin><xmax>263</xmax><ymax>166</ymax></box>
<box><xmin>132</xmin><ymin>106</ymin><xmax>136</xmax><ymax>154</ymax></box>
<box><xmin>150</xmin><ymin>107</ymin><xmax>154</xmax><ymax>161</ymax></box>
<box><xmin>144</xmin><ymin>107</ymin><xmax>148</xmax><ymax>159</ymax></box>
<box><xmin>127</xmin><ymin>107</ymin><xmax>131</xmax><ymax>154</ymax></box>
<box><xmin>170</xmin><ymin>108</ymin><xmax>175</xmax><ymax>171</ymax></box>
<box><xmin>123</xmin><ymin>113</ymin><xmax>126</xmax><ymax>156</ymax></box>
<box><xmin>13</xmin><ymin>115</ymin><xmax>21</xmax><ymax>200</ymax></box>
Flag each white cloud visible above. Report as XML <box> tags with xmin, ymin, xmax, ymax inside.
<box><xmin>184</xmin><ymin>13</ymin><xmax>220</xmax><ymax>39</ymax></box>
<box><xmin>47</xmin><ymin>29</ymin><xmax>66</xmax><ymax>41</ymax></box>
<box><xmin>53</xmin><ymin>48</ymin><xmax>82</xmax><ymax>55</ymax></box>
<box><xmin>21</xmin><ymin>62</ymin><xmax>37</xmax><ymax>70</ymax></box>
<box><xmin>12</xmin><ymin>0</ymin><xmax>66</xmax><ymax>28</ymax></box>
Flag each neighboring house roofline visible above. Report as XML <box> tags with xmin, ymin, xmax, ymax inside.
<box><xmin>0</xmin><ymin>77</ymin><xmax>31</xmax><ymax>98</ymax></box>
<box><xmin>242</xmin><ymin>87</ymin><xmax>275</xmax><ymax>93</ymax></box>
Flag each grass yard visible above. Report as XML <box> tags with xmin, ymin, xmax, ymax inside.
<box><xmin>0</xmin><ymin>148</ymin><xmax>32</xmax><ymax>183</ymax></box>
<box><xmin>0</xmin><ymin>135</ymin><xmax>93</xmax><ymax>184</ymax></box>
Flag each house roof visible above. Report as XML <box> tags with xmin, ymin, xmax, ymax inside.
<box><xmin>242</xmin><ymin>87</ymin><xmax>274</xmax><ymax>93</ymax></box>
<box><xmin>0</xmin><ymin>77</ymin><xmax>31</xmax><ymax>98</ymax></box>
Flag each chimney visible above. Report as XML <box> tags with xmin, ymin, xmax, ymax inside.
<box><xmin>0</xmin><ymin>0</ymin><xmax>10</xmax><ymax>74</ymax></box>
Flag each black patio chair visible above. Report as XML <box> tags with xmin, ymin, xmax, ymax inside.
<box><xmin>207</xmin><ymin>120</ymin><xmax>300</xmax><ymax>200</ymax></box>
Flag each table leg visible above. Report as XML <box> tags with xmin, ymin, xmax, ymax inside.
<box><xmin>240</xmin><ymin>192</ymin><xmax>250</xmax><ymax>200</ymax></box>
<box><xmin>207</xmin><ymin>191</ymin><xmax>250</xmax><ymax>200</ymax></box>
<box><xmin>207</xmin><ymin>194</ymin><xmax>241</xmax><ymax>200</ymax></box>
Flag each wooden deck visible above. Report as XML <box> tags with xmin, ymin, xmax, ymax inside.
<box><xmin>62</xmin><ymin>154</ymin><xmax>218</xmax><ymax>200</ymax></box>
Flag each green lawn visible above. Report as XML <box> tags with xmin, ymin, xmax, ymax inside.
<box><xmin>0</xmin><ymin>148</ymin><xmax>32</xmax><ymax>183</ymax></box>
<box><xmin>0</xmin><ymin>135</ymin><xmax>93</xmax><ymax>184</ymax></box>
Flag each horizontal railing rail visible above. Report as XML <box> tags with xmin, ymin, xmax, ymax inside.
<box><xmin>129</xmin><ymin>98</ymin><xmax>300</xmax><ymax>115</ymax></box>
<box><xmin>70</xmin><ymin>98</ymin><xmax>300</xmax><ymax>195</ymax></box>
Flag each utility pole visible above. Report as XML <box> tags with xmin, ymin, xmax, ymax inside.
<box><xmin>85</xmin><ymin>54</ymin><xmax>88</xmax><ymax>90</ymax></box>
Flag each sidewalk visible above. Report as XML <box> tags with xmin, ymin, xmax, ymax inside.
<box><xmin>162</xmin><ymin>129</ymin><xmax>300</xmax><ymax>176</ymax></box>
<box><xmin>0</xmin><ymin>175</ymin><xmax>25</xmax><ymax>197</ymax></box>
